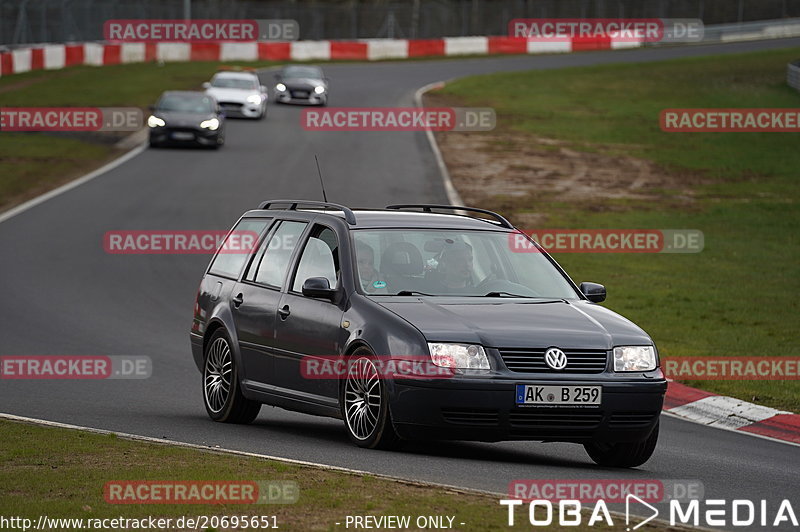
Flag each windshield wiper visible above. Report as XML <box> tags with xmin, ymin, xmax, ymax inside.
<box><xmin>483</xmin><ymin>291</ymin><xmax>537</xmax><ymax>298</ymax></box>
<box><xmin>395</xmin><ymin>290</ymin><xmax>436</xmax><ymax>296</ymax></box>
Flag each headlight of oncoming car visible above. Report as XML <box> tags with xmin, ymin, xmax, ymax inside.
<box><xmin>428</xmin><ymin>343</ymin><xmax>490</xmax><ymax>370</ymax></box>
<box><xmin>314</xmin><ymin>85</ymin><xmax>325</xmax><ymax>94</ymax></box>
<box><xmin>200</xmin><ymin>118</ymin><xmax>220</xmax><ymax>131</ymax></box>
<box><xmin>147</xmin><ymin>115</ymin><xmax>165</xmax><ymax>128</ymax></box>
<box><xmin>613</xmin><ymin>346</ymin><xmax>657</xmax><ymax>372</ymax></box>
<box><xmin>246</xmin><ymin>95</ymin><xmax>262</xmax><ymax>104</ymax></box>
<box><xmin>275</xmin><ymin>83</ymin><xmax>287</xmax><ymax>92</ymax></box>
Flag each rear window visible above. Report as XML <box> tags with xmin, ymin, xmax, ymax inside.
<box><xmin>207</xmin><ymin>219</ymin><xmax>270</xmax><ymax>279</ymax></box>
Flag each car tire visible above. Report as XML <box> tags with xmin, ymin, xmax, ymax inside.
<box><xmin>202</xmin><ymin>329</ymin><xmax>260</xmax><ymax>424</ymax></box>
<box><xmin>584</xmin><ymin>421</ymin><xmax>659</xmax><ymax>468</ymax></box>
<box><xmin>341</xmin><ymin>348</ymin><xmax>400</xmax><ymax>450</ymax></box>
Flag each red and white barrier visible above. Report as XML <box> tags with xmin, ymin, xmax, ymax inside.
<box><xmin>0</xmin><ymin>36</ymin><xmax>641</xmax><ymax>78</ymax></box>
<box><xmin>664</xmin><ymin>381</ymin><xmax>800</xmax><ymax>444</ymax></box>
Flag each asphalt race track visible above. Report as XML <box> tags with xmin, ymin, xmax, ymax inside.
<box><xmin>1</xmin><ymin>38</ymin><xmax>799</xmax><ymax>529</ymax></box>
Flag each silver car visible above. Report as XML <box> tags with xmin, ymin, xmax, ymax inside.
<box><xmin>203</xmin><ymin>70</ymin><xmax>268</xmax><ymax>119</ymax></box>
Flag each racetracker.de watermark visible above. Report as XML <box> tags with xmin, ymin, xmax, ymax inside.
<box><xmin>508</xmin><ymin>479</ymin><xmax>705</xmax><ymax>504</ymax></box>
<box><xmin>301</xmin><ymin>356</ymin><xmax>454</xmax><ymax>380</ymax></box>
<box><xmin>508</xmin><ymin>18</ymin><xmax>704</xmax><ymax>43</ymax></box>
<box><xmin>661</xmin><ymin>109</ymin><xmax>800</xmax><ymax>132</ymax></box>
<box><xmin>509</xmin><ymin>229</ymin><xmax>704</xmax><ymax>253</ymax></box>
<box><xmin>0</xmin><ymin>356</ymin><xmax>151</xmax><ymax>379</ymax></box>
<box><xmin>104</xmin><ymin>480</ymin><xmax>298</xmax><ymax>504</ymax></box>
<box><xmin>301</xmin><ymin>107</ymin><xmax>496</xmax><ymax>132</ymax></box>
<box><xmin>104</xmin><ymin>19</ymin><xmax>299</xmax><ymax>42</ymax></box>
<box><xmin>0</xmin><ymin>108</ymin><xmax>142</xmax><ymax>132</ymax></box>
<box><xmin>664</xmin><ymin>357</ymin><xmax>800</xmax><ymax>380</ymax></box>
<box><xmin>103</xmin><ymin>230</ymin><xmax>260</xmax><ymax>254</ymax></box>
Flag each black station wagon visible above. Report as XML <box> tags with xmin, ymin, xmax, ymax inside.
<box><xmin>190</xmin><ymin>200</ymin><xmax>666</xmax><ymax>467</ymax></box>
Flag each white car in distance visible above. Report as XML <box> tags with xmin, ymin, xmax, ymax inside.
<box><xmin>203</xmin><ymin>70</ymin><xmax>268</xmax><ymax>119</ymax></box>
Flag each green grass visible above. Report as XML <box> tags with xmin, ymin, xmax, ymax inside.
<box><xmin>0</xmin><ymin>61</ymin><xmax>276</xmax><ymax>212</ymax></box>
<box><xmin>435</xmin><ymin>47</ymin><xmax>800</xmax><ymax>411</ymax></box>
<box><xmin>0</xmin><ymin>419</ymin><xmax>660</xmax><ymax>532</ymax></box>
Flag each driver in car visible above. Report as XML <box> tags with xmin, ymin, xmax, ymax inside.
<box><xmin>430</xmin><ymin>240</ymin><xmax>474</xmax><ymax>292</ymax></box>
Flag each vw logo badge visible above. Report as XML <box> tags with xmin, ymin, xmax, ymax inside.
<box><xmin>544</xmin><ymin>348</ymin><xmax>568</xmax><ymax>370</ymax></box>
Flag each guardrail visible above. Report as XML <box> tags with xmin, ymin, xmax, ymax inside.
<box><xmin>1</xmin><ymin>18</ymin><xmax>799</xmax><ymax>78</ymax></box>
<box><xmin>702</xmin><ymin>17</ymin><xmax>800</xmax><ymax>42</ymax></box>
<box><xmin>788</xmin><ymin>60</ymin><xmax>800</xmax><ymax>91</ymax></box>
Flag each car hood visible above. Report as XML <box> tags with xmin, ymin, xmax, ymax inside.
<box><xmin>374</xmin><ymin>298</ymin><xmax>651</xmax><ymax>349</ymax></box>
<box><xmin>282</xmin><ymin>77</ymin><xmax>325</xmax><ymax>90</ymax></box>
<box><xmin>156</xmin><ymin>111</ymin><xmax>217</xmax><ymax>127</ymax></box>
<box><xmin>205</xmin><ymin>87</ymin><xmax>258</xmax><ymax>103</ymax></box>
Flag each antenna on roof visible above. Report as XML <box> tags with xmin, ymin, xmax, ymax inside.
<box><xmin>314</xmin><ymin>154</ymin><xmax>328</xmax><ymax>203</ymax></box>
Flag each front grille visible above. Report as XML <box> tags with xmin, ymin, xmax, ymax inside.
<box><xmin>441</xmin><ymin>408</ymin><xmax>499</xmax><ymax>426</ymax></box>
<box><xmin>509</xmin><ymin>410</ymin><xmax>604</xmax><ymax>429</ymax></box>
<box><xmin>608</xmin><ymin>411</ymin><xmax>660</xmax><ymax>428</ymax></box>
<box><xmin>499</xmin><ymin>348</ymin><xmax>608</xmax><ymax>373</ymax></box>
<box><xmin>290</xmin><ymin>90</ymin><xmax>310</xmax><ymax>99</ymax></box>
<box><xmin>219</xmin><ymin>102</ymin><xmax>243</xmax><ymax>110</ymax></box>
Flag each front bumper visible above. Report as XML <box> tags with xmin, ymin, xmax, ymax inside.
<box><xmin>149</xmin><ymin>127</ymin><xmax>220</xmax><ymax>146</ymax></box>
<box><xmin>389</xmin><ymin>376</ymin><xmax>666</xmax><ymax>443</ymax></box>
<box><xmin>275</xmin><ymin>90</ymin><xmax>326</xmax><ymax>105</ymax></box>
<box><xmin>219</xmin><ymin>101</ymin><xmax>263</xmax><ymax>118</ymax></box>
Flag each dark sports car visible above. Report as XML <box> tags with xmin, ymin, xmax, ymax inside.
<box><xmin>273</xmin><ymin>65</ymin><xmax>328</xmax><ymax>106</ymax></box>
<box><xmin>148</xmin><ymin>91</ymin><xmax>226</xmax><ymax>149</ymax></box>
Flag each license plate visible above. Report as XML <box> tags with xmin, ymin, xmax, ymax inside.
<box><xmin>516</xmin><ymin>384</ymin><xmax>601</xmax><ymax>405</ymax></box>
<box><xmin>293</xmin><ymin>91</ymin><xmax>308</xmax><ymax>98</ymax></box>
<box><xmin>171</xmin><ymin>132</ymin><xmax>194</xmax><ymax>140</ymax></box>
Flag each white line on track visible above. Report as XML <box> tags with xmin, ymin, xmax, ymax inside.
<box><xmin>0</xmin><ymin>144</ymin><xmax>147</xmax><ymax>225</ymax></box>
<box><xmin>414</xmin><ymin>80</ymin><xmax>464</xmax><ymax>207</ymax></box>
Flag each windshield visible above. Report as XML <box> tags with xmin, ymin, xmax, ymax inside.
<box><xmin>210</xmin><ymin>77</ymin><xmax>258</xmax><ymax>90</ymax></box>
<box><xmin>282</xmin><ymin>66</ymin><xmax>322</xmax><ymax>79</ymax></box>
<box><xmin>352</xmin><ymin>229</ymin><xmax>578</xmax><ymax>298</ymax></box>
<box><xmin>156</xmin><ymin>94</ymin><xmax>215</xmax><ymax>114</ymax></box>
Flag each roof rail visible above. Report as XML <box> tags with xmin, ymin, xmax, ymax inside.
<box><xmin>385</xmin><ymin>204</ymin><xmax>514</xmax><ymax>229</ymax></box>
<box><xmin>257</xmin><ymin>199</ymin><xmax>357</xmax><ymax>225</ymax></box>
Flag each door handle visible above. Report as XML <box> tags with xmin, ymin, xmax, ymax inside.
<box><xmin>232</xmin><ymin>293</ymin><xmax>244</xmax><ymax>308</ymax></box>
<box><xmin>278</xmin><ymin>305</ymin><xmax>291</xmax><ymax>319</ymax></box>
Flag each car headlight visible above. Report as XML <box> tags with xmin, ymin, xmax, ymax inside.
<box><xmin>147</xmin><ymin>115</ymin><xmax>165</xmax><ymax>128</ymax></box>
<box><xmin>199</xmin><ymin>118</ymin><xmax>220</xmax><ymax>131</ymax></box>
<box><xmin>428</xmin><ymin>343</ymin><xmax>490</xmax><ymax>370</ymax></box>
<box><xmin>613</xmin><ymin>346</ymin><xmax>657</xmax><ymax>372</ymax></box>
<box><xmin>314</xmin><ymin>85</ymin><xmax>325</xmax><ymax>94</ymax></box>
<box><xmin>246</xmin><ymin>95</ymin><xmax>262</xmax><ymax>104</ymax></box>
<box><xmin>275</xmin><ymin>83</ymin><xmax>287</xmax><ymax>92</ymax></box>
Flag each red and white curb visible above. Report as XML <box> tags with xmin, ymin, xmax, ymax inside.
<box><xmin>664</xmin><ymin>381</ymin><xmax>800</xmax><ymax>445</ymax></box>
<box><xmin>0</xmin><ymin>36</ymin><xmax>641</xmax><ymax>77</ymax></box>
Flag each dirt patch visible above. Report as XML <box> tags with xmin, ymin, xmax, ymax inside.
<box><xmin>0</xmin><ymin>69</ymin><xmax>80</xmax><ymax>94</ymax></box>
<box><xmin>434</xmin><ymin>129</ymin><xmax>702</xmax><ymax>222</ymax></box>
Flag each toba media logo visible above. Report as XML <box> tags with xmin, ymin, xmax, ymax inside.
<box><xmin>500</xmin><ymin>497</ymin><xmax>798</xmax><ymax>529</ymax></box>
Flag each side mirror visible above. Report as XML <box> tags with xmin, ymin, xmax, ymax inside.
<box><xmin>302</xmin><ymin>277</ymin><xmax>336</xmax><ymax>301</ymax></box>
<box><xmin>202</xmin><ymin>82</ymin><xmax>211</xmax><ymax>89</ymax></box>
<box><xmin>580</xmin><ymin>282</ymin><xmax>606</xmax><ymax>303</ymax></box>
<box><xmin>148</xmin><ymin>105</ymin><xmax>156</xmax><ymax>112</ymax></box>
<box><xmin>273</xmin><ymin>73</ymin><xmax>281</xmax><ymax>80</ymax></box>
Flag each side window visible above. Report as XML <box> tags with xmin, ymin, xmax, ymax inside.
<box><xmin>252</xmin><ymin>221</ymin><xmax>307</xmax><ymax>289</ymax></box>
<box><xmin>292</xmin><ymin>226</ymin><xmax>340</xmax><ymax>292</ymax></box>
<box><xmin>207</xmin><ymin>218</ymin><xmax>270</xmax><ymax>279</ymax></box>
